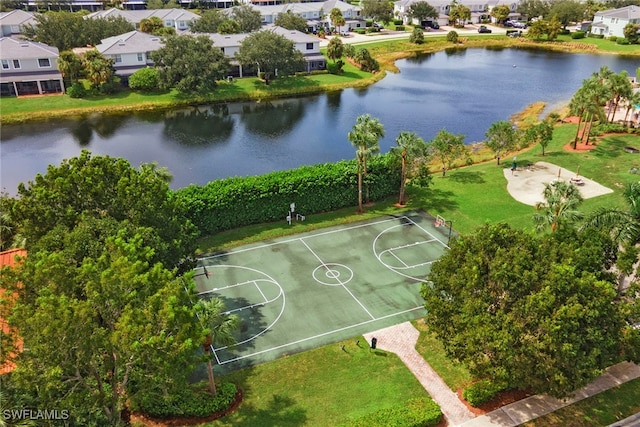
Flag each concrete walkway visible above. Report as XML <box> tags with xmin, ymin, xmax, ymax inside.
<box><xmin>363</xmin><ymin>322</ymin><xmax>475</xmax><ymax>426</ymax></box>
<box><xmin>364</xmin><ymin>321</ymin><xmax>640</xmax><ymax>427</ymax></box>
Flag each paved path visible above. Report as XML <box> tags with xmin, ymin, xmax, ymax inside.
<box><xmin>363</xmin><ymin>322</ymin><xmax>475</xmax><ymax>426</ymax></box>
<box><xmin>365</xmin><ymin>321</ymin><xmax>640</xmax><ymax>427</ymax></box>
<box><xmin>458</xmin><ymin>361</ymin><xmax>640</xmax><ymax>427</ymax></box>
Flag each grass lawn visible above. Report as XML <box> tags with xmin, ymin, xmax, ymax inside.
<box><xmin>203</xmin><ymin>336</ymin><xmax>431</xmax><ymax>427</ymax></box>
<box><xmin>412</xmin><ymin>319</ymin><xmax>473</xmax><ymax>391</ymax></box>
<box><xmin>522</xmin><ymin>378</ymin><xmax>640</xmax><ymax>427</ymax></box>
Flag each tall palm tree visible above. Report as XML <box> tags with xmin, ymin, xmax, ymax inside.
<box><xmin>623</xmin><ymin>91</ymin><xmax>640</xmax><ymax>127</ymax></box>
<box><xmin>606</xmin><ymin>71</ymin><xmax>632</xmax><ymax>123</ymax></box>
<box><xmin>195</xmin><ymin>297</ymin><xmax>240</xmax><ymax>396</ymax></box>
<box><xmin>391</xmin><ymin>131</ymin><xmax>427</xmax><ymax>205</ymax></box>
<box><xmin>533</xmin><ymin>180</ymin><xmax>584</xmax><ymax>232</ymax></box>
<box><xmin>581</xmin><ymin>182</ymin><xmax>640</xmax><ymax>245</ymax></box>
<box><xmin>347</xmin><ymin>114</ymin><xmax>384</xmax><ymax>212</ymax></box>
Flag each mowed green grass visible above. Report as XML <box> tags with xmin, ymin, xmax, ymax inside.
<box><xmin>204</xmin><ymin>337</ymin><xmax>431</xmax><ymax>427</ymax></box>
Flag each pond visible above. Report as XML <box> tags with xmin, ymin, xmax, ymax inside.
<box><xmin>1</xmin><ymin>47</ymin><xmax>638</xmax><ymax>195</ymax></box>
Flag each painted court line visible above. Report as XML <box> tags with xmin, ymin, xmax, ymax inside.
<box><xmin>255</xmin><ymin>281</ymin><xmax>268</xmax><ymax>303</ymax></box>
<box><xmin>197</xmin><ymin>278</ymin><xmax>260</xmax><ymax>296</ymax></box>
<box><xmin>215</xmin><ymin>305</ymin><xmax>425</xmax><ymax>365</ymax></box>
<box><xmin>299</xmin><ymin>238</ymin><xmax>375</xmax><ymax>320</ymax></box>
<box><xmin>388</xmin><ymin>249</ymin><xmax>409</xmax><ymax>267</ymax></box>
<box><xmin>405</xmin><ymin>216</ymin><xmax>448</xmax><ymax>247</ymax></box>
<box><xmin>199</xmin><ymin>216</ymin><xmax>404</xmax><ymax>260</ymax></box>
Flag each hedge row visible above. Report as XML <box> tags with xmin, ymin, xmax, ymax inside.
<box><xmin>176</xmin><ymin>154</ymin><xmax>400</xmax><ymax>234</ymax></box>
<box><xmin>462</xmin><ymin>379</ymin><xmax>506</xmax><ymax>407</ymax></box>
<box><xmin>339</xmin><ymin>397</ymin><xmax>442</xmax><ymax>426</ymax></box>
<box><xmin>136</xmin><ymin>382</ymin><xmax>237</xmax><ymax>418</ymax></box>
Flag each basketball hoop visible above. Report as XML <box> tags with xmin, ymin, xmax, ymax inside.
<box><xmin>434</xmin><ymin>220</ymin><xmax>443</xmax><ymax>227</ymax></box>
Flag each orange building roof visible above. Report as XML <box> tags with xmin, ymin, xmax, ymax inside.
<box><xmin>0</xmin><ymin>248</ymin><xmax>26</xmax><ymax>375</ymax></box>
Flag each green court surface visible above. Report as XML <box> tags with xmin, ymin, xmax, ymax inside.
<box><xmin>194</xmin><ymin>210</ymin><xmax>454</xmax><ymax>374</ymax></box>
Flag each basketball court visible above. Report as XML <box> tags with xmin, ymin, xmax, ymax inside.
<box><xmin>194</xmin><ymin>210</ymin><xmax>454</xmax><ymax>374</ymax></box>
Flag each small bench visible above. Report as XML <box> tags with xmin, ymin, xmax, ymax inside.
<box><xmin>570</xmin><ymin>177</ymin><xmax>585</xmax><ymax>186</ymax></box>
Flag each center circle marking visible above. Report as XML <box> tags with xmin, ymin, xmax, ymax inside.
<box><xmin>312</xmin><ymin>263</ymin><xmax>354</xmax><ymax>286</ymax></box>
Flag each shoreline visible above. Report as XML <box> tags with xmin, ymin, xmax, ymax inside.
<box><xmin>1</xmin><ymin>37</ymin><xmax>637</xmax><ymax>126</ymax></box>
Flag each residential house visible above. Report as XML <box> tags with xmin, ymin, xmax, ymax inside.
<box><xmin>0</xmin><ymin>9</ymin><xmax>35</xmax><ymax>37</ymax></box>
<box><xmin>87</xmin><ymin>8</ymin><xmax>200</xmax><ymax>32</ymax></box>
<box><xmin>96</xmin><ymin>30</ymin><xmax>163</xmax><ymax>81</ymax></box>
<box><xmin>22</xmin><ymin>0</ymin><xmax>103</xmax><ymax>12</ymax></box>
<box><xmin>242</xmin><ymin>0</ymin><xmax>363</xmax><ymax>32</ymax></box>
<box><xmin>591</xmin><ymin>5</ymin><xmax>640</xmax><ymax>38</ymax></box>
<box><xmin>394</xmin><ymin>0</ymin><xmax>520</xmax><ymax>26</ymax></box>
<box><xmin>0</xmin><ymin>249</ymin><xmax>27</xmax><ymax>375</ymax></box>
<box><xmin>0</xmin><ymin>37</ymin><xmax>64</xmax><ymax>96</ymax></box>
<box><xmin>209</xmin><ymin>25</ymin><xmax>325</xmax><ymax>77</ymax></box>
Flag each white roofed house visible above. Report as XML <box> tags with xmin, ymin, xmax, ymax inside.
<box><xmin>95</xmin><ymin>30</ymin><xmax>164</xmax><ymax>84</ymax></box>
<box><xmin>87</xmin><ymin>8</ymin><xmax>200</xmax><ymax>32</ymax></box>
<box><xmin>394</xmin><ymin>0</ymin><xmax>520</xmax><ymax>26</ymax></box>
<box><xmin>0</xmin><ymin>37</ymin><xmax>64</xmax><ymax>97</ymax></box>
<box><xmin>209</xmin><ymin>26</ymin><xmax>325</xmax><ymax>77</ymax></box>
<box><xmin>0</xmin><ymin>10</ymin><xmax>36</xmax><ymax>37</ymax></box>
<box><xmin>591</xmin><ymin>5</ymin><xmax>640</xmax><ymax>38</ymax></box>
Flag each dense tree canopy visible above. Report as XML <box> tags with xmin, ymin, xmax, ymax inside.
<box><xmin>13</xmin><ymin>151</ymin><xmax>198</xmax><ymax>270</ymax></box>
<box><xmin>361</xmin><ymin>0</ymin><xmax>394</xmax><ymax>23</ymax></box>
<box><xmin>548</xmin><ymin>0</ymin><xmax>586</xmax><ymax>28</ymax></box>
<box><xmin>190</xmin><ymin>9</ymin><xmax>226</xmax><ymax>33</ymax></box>
<box><xmin>232</xmin><ymin>4</ymin><xmax>262</xmax><ymax>33</ymax></box>
<box><xmin>151</xmin><ymin>34</ymin><xmax>231</xmax><ymax>93</ymax></box>
<box><xmin>2</xmin><ymin>152</ymin><xmax>207</xmax><ymax>425</ymax></box>
<box><xmin>237</xmin><ymin>30</ymin><xmax>305</xmax><ymax>84</ymax></box>
<box><xmin>274</xmin><ymin>10</ymin><xmax>309</xmax><ymax>32</ymax></box>
<box><xmin>407</xmin><ymin>1</ymin><xmax>439</xmax><ymax>23</ymax></box>
<box><xmin>422</xmin><ymin>223</ymin><xmax>629</xmax><ymax>398</ymax></box>
<box><xmin>490</xmin><ymin>5</ymin><xmax>511</xmax><ymax>23</ymax></box>
<box><xmin>516</xmin><ymin>0</ymin><xmax>550</xmax><ymax>20</ymax></box>
<box><xmin>448</xmin><ymin>3</ymin><xmax>471</xmax><ymax>27</ymax></box>
<box><xmin>23</xmin><ymin>12</ymin><xmax>134</xmax><ymax>51</ymax></box>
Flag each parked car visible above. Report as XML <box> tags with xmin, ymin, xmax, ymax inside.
<box><xmin>372</xmin><ymin>22</ymin><xmax>383</xmax><ymax>29</ymax></box>
<box><xmin>425</xmin><ymin>21</ymin><xmax>440</xmax><ymax>29</ymax></box>
<box><xmin>478</xmin><ymin>25</ymin><xmax>492</xmax><ymax>33</ymax></box>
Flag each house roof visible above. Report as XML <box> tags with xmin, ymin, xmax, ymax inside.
<box><xmin>0</xmin><ymin>9</ymin><xmax>36</xmax><ymax>27</ymax></box>
<box><xmin>87</xmin><ymin>8</ymin><xmax>200</xmax><ymax>24</ymax></box>
<box><xmin>208</xmin><ymin>26</ymin><xmax>318</xmax><ymax>48</ymax></box>
<box><xmin>0</xmin><ymin>37</ymin><xmax>59</xmax><ymax>59</ymax></box>
<box><xmin>595</xmin><ymin>5</ymin><xmax>640</xmax><ymax>20</ymax></box>
<box><xmin>96</xmin><ymin>30</ymin><xmax>163</xmax><ymax>55</ymax></box>
<box><xmin>209</xmin><ymin>33</ymin><xmax>247</xmax><ymax>48</ymax></box>
<box><xmin>269</xmin><ymin>25</ymin><xmax>320</xmax><ymax>43</ymax></box>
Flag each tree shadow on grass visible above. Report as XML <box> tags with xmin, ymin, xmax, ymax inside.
<box><xmin>448</xmin><ymin>171</ymin><xmax>485</xmax><ymax>184</ymax></box>
<box><xmin>416</xmin><ymin>188</ymin><xmax>460</xmax><ymax>213</ymax></box>
<box><xmin>225</xmin><ymin>390</ymin><xmax>308</xmax><ymax>427</ymax></box>
<box><xmin>590</xmin><ymin>137</ymin><xmax>630</xmax><ymax>159</ymax></box>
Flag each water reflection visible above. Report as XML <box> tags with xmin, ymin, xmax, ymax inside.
<box><xmin>71</xmin><ymin>119</ymin><xmax>93</xmax><ymax>146</ymax></box>
<box><xmin>239</xmin><ymin>98</ymin><xmax>306</xmax><ymax>137</ymax></box>
<box><xmin>163</xmin><ymin>105</ymin><xmax>234</xmax><ymax>145</ymax></box>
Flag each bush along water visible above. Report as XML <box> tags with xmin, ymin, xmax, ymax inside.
<box><xmin>176</xmin><ymin>154</ymin><xmax>400</xmax><ymax>234</ymax></box>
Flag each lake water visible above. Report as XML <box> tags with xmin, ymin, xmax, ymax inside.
<box><xmin>1</xmin><ymin>47</ymin><xmax>638</xmax><ymax>195</ymax></box>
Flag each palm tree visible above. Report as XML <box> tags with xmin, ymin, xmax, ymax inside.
<box><xmin>391</xmin><ymin>131</ymin><xmax>427</xmax><ymax>205</ymax></box>
<box><xmin>580</xmin><ymin>182</ymin><xmax>640</xmax><ymax>244</ymax></box>
<box><xmin>533</xmin><ymin>180</ymin><xmax>584</xmax><ymax>232</ymax></box>
<box><xmin>56</xmin><ymin>51</ymin><xmax>82</xmax><ymax>86</ymax></box>
<box><xmin>195</xmin><ymin>298</ymin><xmax>240</xmax><ymax>396</ymax></box>
<box><xmin>606</xmin><ymin>71</ymin><xmax>632</xmax><ymax>123</ymax></box>
<box><xmin>622</xmin><ymin>91</ymin><xmax>640</xmax><ymax>127</ymax></box>
<box><xmin>347</xmin><ymin>114</ymin><xmax>384</xmax><ymax>212</ymax></box>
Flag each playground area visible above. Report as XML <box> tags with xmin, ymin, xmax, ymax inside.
<box><xmin>193</xmin><ymin>211</ymin><xmax>454</xmax><ymax>374</ymax></box>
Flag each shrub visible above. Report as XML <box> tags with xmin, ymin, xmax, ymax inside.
<box><xmin>589</xmin><ymin>33</ymin><xmax>604</xmax><ymax>39</ymax></box>
<box><xmin>409</xmin><ymin>27</ymin><xmax>425</xmax><ymax>44</ymax></box>
<box><xmin>129</xmin><ymin>67</ymin><xmax>160</xmax><ymax>91</ymax></box>
<box><xmin>559</xmin><ymin>29</ymin><xmax>570</xmax><ymax>35</ymax></box>
<box><xmin>608</xmin><ymin>35</ymin><xmax>618</xmax><ymax>42</ymax></box>
<box><xmin>66</xmin><ymin>82</ymin><xmax>86</xmax><ymax>98</ymax></box>
<box><xmin>393</xmin><ymin>19</ymin><xmax>403</xmax><ymax>25</ymax></box>
<box><xmin>571</xmin><ymin>31</ymin><xmax>585</xmax><ymax>39</ymax></box>
<box><xmin>463</xmin><ymin>379</ymin><xmax>506</xmax><ymax>407</ymax></box>
<box><xmin>395</xmin><ymin>25</ymin><xmax>405</xmax><ymax>31</ymax></box>
<box><xmin>617</xmin><ymin>37</ymin><xmax>630</xmax><ymax>45</ymax></box>
<box><xmin>176</xmin><ymin>154</ymin><xmax>400</xmax><ymax>235</ymax></box>
<box><xmin>355</xmin><ymin>28</ymin><xmax>366</xmax><ymax>34</ymax></box>
<box><xmin>447</xmin><ymin>30</ymin><xmax>459</xmax><ymax>43</ymax></box>
<box><xmin>340</xmin><ymin>398</ymin><xmax>442</xmax><ymax>427</ymax></box>
<box><xmin>136</xmin><ymin>383</ymin><xmax>237</xmax><ymax>418</ymax></box>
